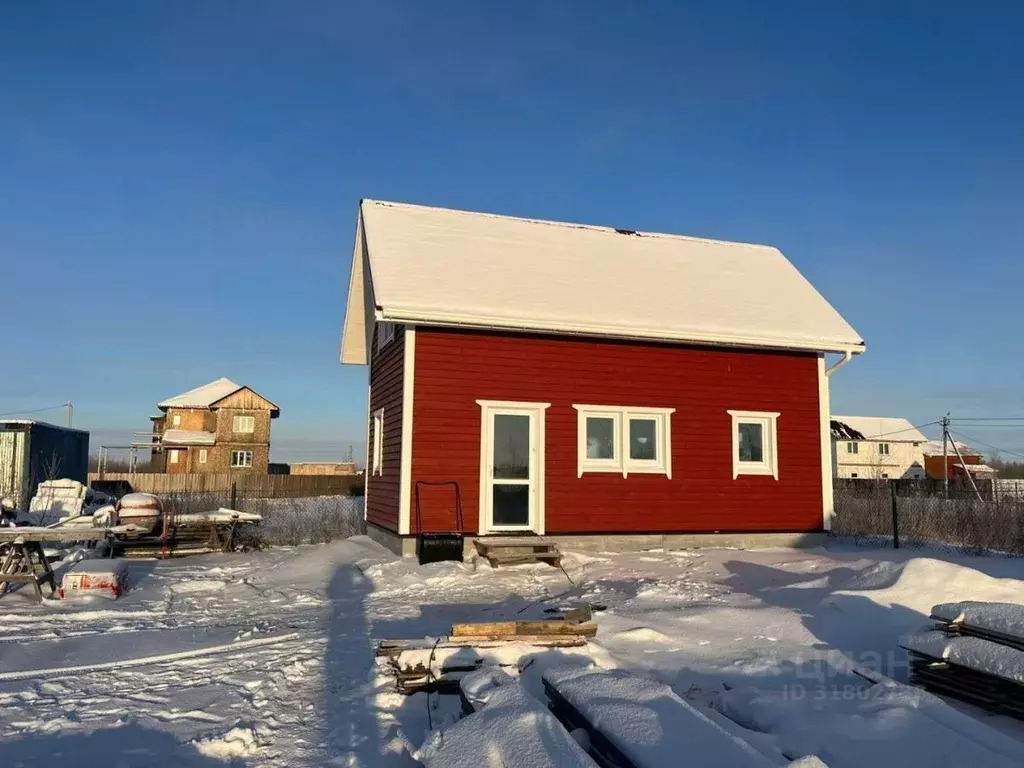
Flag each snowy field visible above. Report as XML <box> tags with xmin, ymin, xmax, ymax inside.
<box><xmin>1</xmin><ymin>538</ymin><xmax>1023</xmax><ymax>766</ymax></box>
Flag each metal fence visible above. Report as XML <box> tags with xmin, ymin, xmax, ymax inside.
<box><xmin>833</xmin><ymin>479</ymin><xmax>1024</xmax><ymax>555</ymax></box>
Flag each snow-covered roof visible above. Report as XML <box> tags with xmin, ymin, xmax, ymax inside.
<box><xmin>341</xmin><ymin>200</ymin><xmax>865</xmax><ymax>364</ymax></box>
<box><xmin>159</xmin><ymin>378</ymin><xmax>242</xmax><ymax>409</ymax></box>
<box><xmin>157</xmin><ymin>379</ymin><xmax>279</xmax><ymax>415</ymax></box>
<box><xmin>923</xmin><ymin>440</ymin><xmax>983</xmax><ymax>457</ymax></box>
<box><xmin>161</xmin><ymin>429</ymin><xmax>217</xmax><ymax>446</ymax></box>
<box><xmin>831</xmin><ymin>416</ymin><xmax>928</xmax><ymax>443</ymax></box>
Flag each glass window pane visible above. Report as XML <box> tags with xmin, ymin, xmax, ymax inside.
<box><xmin>629</xmin><ymin>418</ymin><xmax>657</xmax><ymax>460</ymax></box>
<box><xmin>586</xmin><ymin>417</ymin><xmax>615</xmax><ymax>459</ymax></box>
<box><xmin>493</xmin><ymin>414</ymin><xmax>530</xmax><ymax>479</ymax></box>
<box><xmin>492</xmin><ymin>484</ymin><xmax>530</xmax><ymax>526</ymax></box>
<box><xmin>738</xmin><ymin>422</ymin><xmax>764</xmax><ymax>462</ymax></box>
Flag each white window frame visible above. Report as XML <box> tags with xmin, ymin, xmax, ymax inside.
<box><xmin>198</xmin><ymin>448</ymin><xmax>208</xmax><ymax>464</ymax></box>
<box><xmin>847</xmin><ymin>441</ymin><xmax>859</xmax><ymax>454</ymax></box>
<box><xmin>172</xmin><ymin>414</ymin><xmax>181</xmax><ymax>427</ymax></box>
<box><xmin>230</xmin><ymin>450</ymin><xmax>253</xmax><ymax>468</ymax></box>
<box><xmin>572</xmin><ymin>405</ymin><xmax>674</xmax><ymax>479</ymax></box>
<box><xmin>232</xmin><ymin>414</ymin><xmax>255</xmax><ymax>434</ymax></box>
<box><xmin>168</xmin><ymin>449</ymin><xmax>180</xmax><ymax>465</ymax></box>
<box><xmin>372</xmin><ymin>408</ymin><xmax>384</xmax><ymax>476</ymax></box>
<box><xmin>728</xmin><ymin>410</ymin><xmax>780</xmax><ymax>480</ymax></box>
<box><xmin>878</xmin><ymin>442</ymin><xmax>890</xmax><ymax>456</ymax></box>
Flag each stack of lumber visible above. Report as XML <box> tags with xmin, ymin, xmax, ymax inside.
<box><xmin>543</xmin><ymin>666</ymin><xmax>777</xmax><ymax>768</ymax></box>
<box><xmin>417</xmin><ymin>668</ymin><xmax>597</xmax><ymax>767</ymax></box>
<box><xmin>378</xmin><ymin>608</ymin><xmax>597</xmax><ymax>694</ymax></box>
<box><xmin>900</xmin><ymin>600</ymin><xmax>1024</xmax><ymax>720</ymax></box>
<box><xmin>474</xmin><ymin>536</ymin><xmax>563</xmax><ymax>567</ymax></box>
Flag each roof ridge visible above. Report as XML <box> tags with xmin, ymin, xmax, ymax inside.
<box><xmin>360</xmin><ymin>198</ymin><xmax>777</xmax><ymax>252</ymax></box>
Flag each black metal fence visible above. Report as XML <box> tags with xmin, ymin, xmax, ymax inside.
<box><xmin>833</xmin><ymin>479</ymin><xmax>1024</xmax><ymax>555</ymax></box>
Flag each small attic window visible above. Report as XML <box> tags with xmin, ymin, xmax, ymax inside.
<box><xmin>374</xmin><ymin>322</ymin><xmax>397</xmax><ymax>356</ymax></box>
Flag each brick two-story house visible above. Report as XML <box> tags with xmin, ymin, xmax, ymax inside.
<box><xmin>149</xmin><ymin>378</ymin><xmax>280</xmax><ymax>473</ymax></box>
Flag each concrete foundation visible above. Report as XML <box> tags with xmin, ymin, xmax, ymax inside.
<box><xmin>365</xmin><ymin>523</ymin><xmax>827</xmax><ymax>558</ymax></box>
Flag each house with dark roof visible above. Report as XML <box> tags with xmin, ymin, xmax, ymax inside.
<box><xmin>341</xmin><ymin>200</ymin><xmax>865</xmax><ymax>555</ymax></box>
<box><xmin>149</xmin><ymin>378</ymin><xmax>280</xmax><ymax>473</ymax></box>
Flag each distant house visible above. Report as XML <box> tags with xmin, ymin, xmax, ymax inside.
<box><xmin>340</xmin><ymin>200</ymin><xmax>865</xmax><ymax>555</ymax></box>
<box><xmin>831</xmin><ymin>416</ymin><xmax>928</xmax><ymax>480</ymax></box>
<box><xmin>149</xmin><ymin>378</ymin><xmax>280</xmax><ymax>474</ymax></box>
<box><xmin>922</xmin><ymin>440</ymin><xmax>995</xmax><ymax>482</ymax></box>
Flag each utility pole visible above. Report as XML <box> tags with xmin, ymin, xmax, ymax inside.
<box><xmin>942</xmin><ymin>413</ymin><xmax>950</xmax><ymax>498</ymax></box>
<box><xmin>66</xmin><ymin>401</ymin><xmax>73</xmax><ymax>429</ymax></box>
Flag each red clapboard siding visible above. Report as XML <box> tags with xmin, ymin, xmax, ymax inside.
<box><xmin>411</xmin><ymin>327</ymin><xmax>824</xmax><ymax>534</ymax></box>
<box><xmin>366</xmin><ymin>325</ymin><xmax>404</xmax><ymax>532</ymax></box>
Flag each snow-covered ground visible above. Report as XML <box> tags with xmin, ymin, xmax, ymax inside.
<box><xmin>0</xmin><ymin>538</ymin><xmax>1022</xmax><ymax>766</ymax></box>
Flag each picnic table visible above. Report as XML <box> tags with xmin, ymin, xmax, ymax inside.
<box><xmin>0</xmin><ymin>527</ymin><xmax>116</xmax><ymax>602</ymax></box>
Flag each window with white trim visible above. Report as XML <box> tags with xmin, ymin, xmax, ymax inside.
<box><xmin>169</xmin><ymin>449</ymin><xmax>180</xmax><ymax>464</ymax></box>
<box><xmin>230</xmin><ymin>450</ymin><xmax>253</xmax><ymax>468</ymax></box>
<box><xmin>198</xmin><ymin>448</ymin><xmax>208</xmax><ymax>464</ymax></box>
<box><xmin>847</xmin><ymin>441</ymin><xmax>858</xmax><ymax>454</ymax></box>
<box><xmin>878</xmin><ymin>442</ymin><xmax>890</xmax><ymax>456</ymax></box>
<box><xmin>573</xmin><ymin>405</ymin><xmax>674</xmax><ymax>478</ymax></box>
<box><xmin>728</xmin><ymin>410</ymin><xmax>780</xmax><ymax>479</ymax></box>
<box><xmin>372</xmin><ymin>408</ymin><xmax>384</xmax><ymax>476</ymax></box>
<box><xmin>172</xmin><ymin>414</ymin><xmax>181</xmax><ymax>427</ymax></box>
<box><xmin>233</xmin><ymin>414</ymin><xmax>255</xmax><ymax>433</ymax></box>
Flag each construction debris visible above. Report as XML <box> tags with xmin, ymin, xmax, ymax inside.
<box><xmin>900</xmin><ymin>600</ymin><xmax>1024</xmax><ymax>720</ymax></box>
<box><xmin>379</xmin><ymin>611</ymin><xmax>597</xmax><ymax>693</ymax></box>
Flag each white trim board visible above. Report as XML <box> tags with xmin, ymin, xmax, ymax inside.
<box><xmin>475</xmin><ymin>400</ymin><xmax>550</xmax><ymax>536</ymax></box>
<box><xmin>398</xmin><ymin>326</ymin><xmax>416</xmax><ymax>535</ymax></box>
<box><xmin>818</xmin><ymin>355</ymin><xmax>835</xmax><ymax>531</ymax></box>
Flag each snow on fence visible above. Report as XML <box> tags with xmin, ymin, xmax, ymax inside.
<box><xmin>157</xmin><ymin>491</ymin><xmax>366</xmax><ymax>546</ymax></box>
<box><xmin>833</xmin><ymin>479</ymin><xmax>1024</xmax><ymax>555</ymax></box>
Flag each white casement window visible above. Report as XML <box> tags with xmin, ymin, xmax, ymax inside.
<box><xmin>878</xmin><ymin>442</ymin><xmax>890</xmax><ymax>456</ymax></box>
<box><xmin>573</xmin><ymin>405</ymin><xmax>674</xmax><ymax>478</ymax></box>
<box><xmin>728</xmin><ymin>410</ymin><xmax>780</xmax><ymax>480</ymax></box>
<box><xmin>847</xmin><ymin>441</ymin><xmax>859</xmax><ymax>454</ymax></box>
<box><xmin>372</xmin><ymin>408</ymin><xmax>384</xmax><ymax>476</ymax></box>
<box><xmin>198</xmin><ymin>448</ymin><xmax>208</xmax><ymax>464</ymax></box>
<box><xmin>172</xmin><ymin>414</ymin><xmax>181</xmax><ymax>427</ymax></box>
<box><xmin>230</xmin><ymin>450</ymin><xmax>253</xmax><ymax>468</ymax></box>
<box><xmin>233</xmin><ymin>415</ymin><xmax>255</xmax><ymax>433</ymax></box>
<box><xmin>169</xmin><ymin>449</ymin><xmax>180</xmax><ymax>464</ymax></box>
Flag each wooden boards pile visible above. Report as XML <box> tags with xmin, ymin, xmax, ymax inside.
<box><xmin>900</xmin><ymin>600</ymin><xmax>1024</xmax><ymax>720</ymax></box>
<box><xmin>378</xmin><ymin>609</ymin><xmax>597</xmax><ymax>694</ymax></box>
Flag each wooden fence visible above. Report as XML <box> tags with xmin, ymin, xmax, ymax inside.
<box><xmin>87</xmin><ymin>472</ymin><xmax>364</xmax><ymax>498</ymax></box>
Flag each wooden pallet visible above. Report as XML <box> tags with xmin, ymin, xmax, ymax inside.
<box><xmin>474</xmin><ymin>536</ymin><xmax>563</xmax><ymax>568</ymax></box>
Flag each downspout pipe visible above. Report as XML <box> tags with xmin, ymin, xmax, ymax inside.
<box><xmin>825</xmin><ymin>350</ymin><xmax>854</xmax><ymax>377</ymax></box>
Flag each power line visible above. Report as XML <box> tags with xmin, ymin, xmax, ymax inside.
<box><xmin>839</xmin><ymin>420</ymin><xmax>941</xmax><ymax>440</ymax></box>
<box><xmin>0</xmin><ymin>404</ymin><xmax>68</xmax><ymax>418</ymax></box>
<box><xmin>949</xmin><ymin>417</ymin><xmax>1024</xmax><ymax>421</ymax></box>
<box><xmin>949</xmin><ymin>430</ymin><xmax>1024</xmax><ymax>461</ymax></box>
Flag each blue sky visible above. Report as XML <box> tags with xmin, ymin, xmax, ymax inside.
<box><xmin>2</xmin><ymin>1</ymin><xmax>1023</xmax><ymax>461</ymax></box>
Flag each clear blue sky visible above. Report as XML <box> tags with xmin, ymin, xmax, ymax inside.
<box><xmin>2</xmin><ymin>2</ymin><xmax>1023</xmax><ymax>461</ymax></box>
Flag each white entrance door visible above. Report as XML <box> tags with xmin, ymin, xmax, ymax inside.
<box><xmin>476</xmin><ymin>401</ymin><xmax>549</xmax><ymax>535</ymax></box>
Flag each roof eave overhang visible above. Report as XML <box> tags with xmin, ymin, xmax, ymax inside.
<box><xmin>376</xmin><ymin>308</ymin><xmax>867</xmax><ymax>357</ymax></box>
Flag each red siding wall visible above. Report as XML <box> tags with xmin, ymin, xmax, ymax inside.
<box><xmin>411</xmin><ymin>328</ymin><xmax>824</xmax><ymax>534</ymax></box>
<box><xmin>366</xmin><ymin>325</ymin><xmax>404</xmax><ymax>532</ymax></box>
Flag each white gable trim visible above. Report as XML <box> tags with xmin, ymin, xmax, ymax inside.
<box><xmin>340</xmin><ymin>213</ymin><xmax>373</xmax><ymax>365</ymax></box>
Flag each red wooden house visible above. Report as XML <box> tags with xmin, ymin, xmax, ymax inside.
<box><xmin>341</xmin><ymin>200</ymin><xmax>865</xmax><ymax>555</ymax></box>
